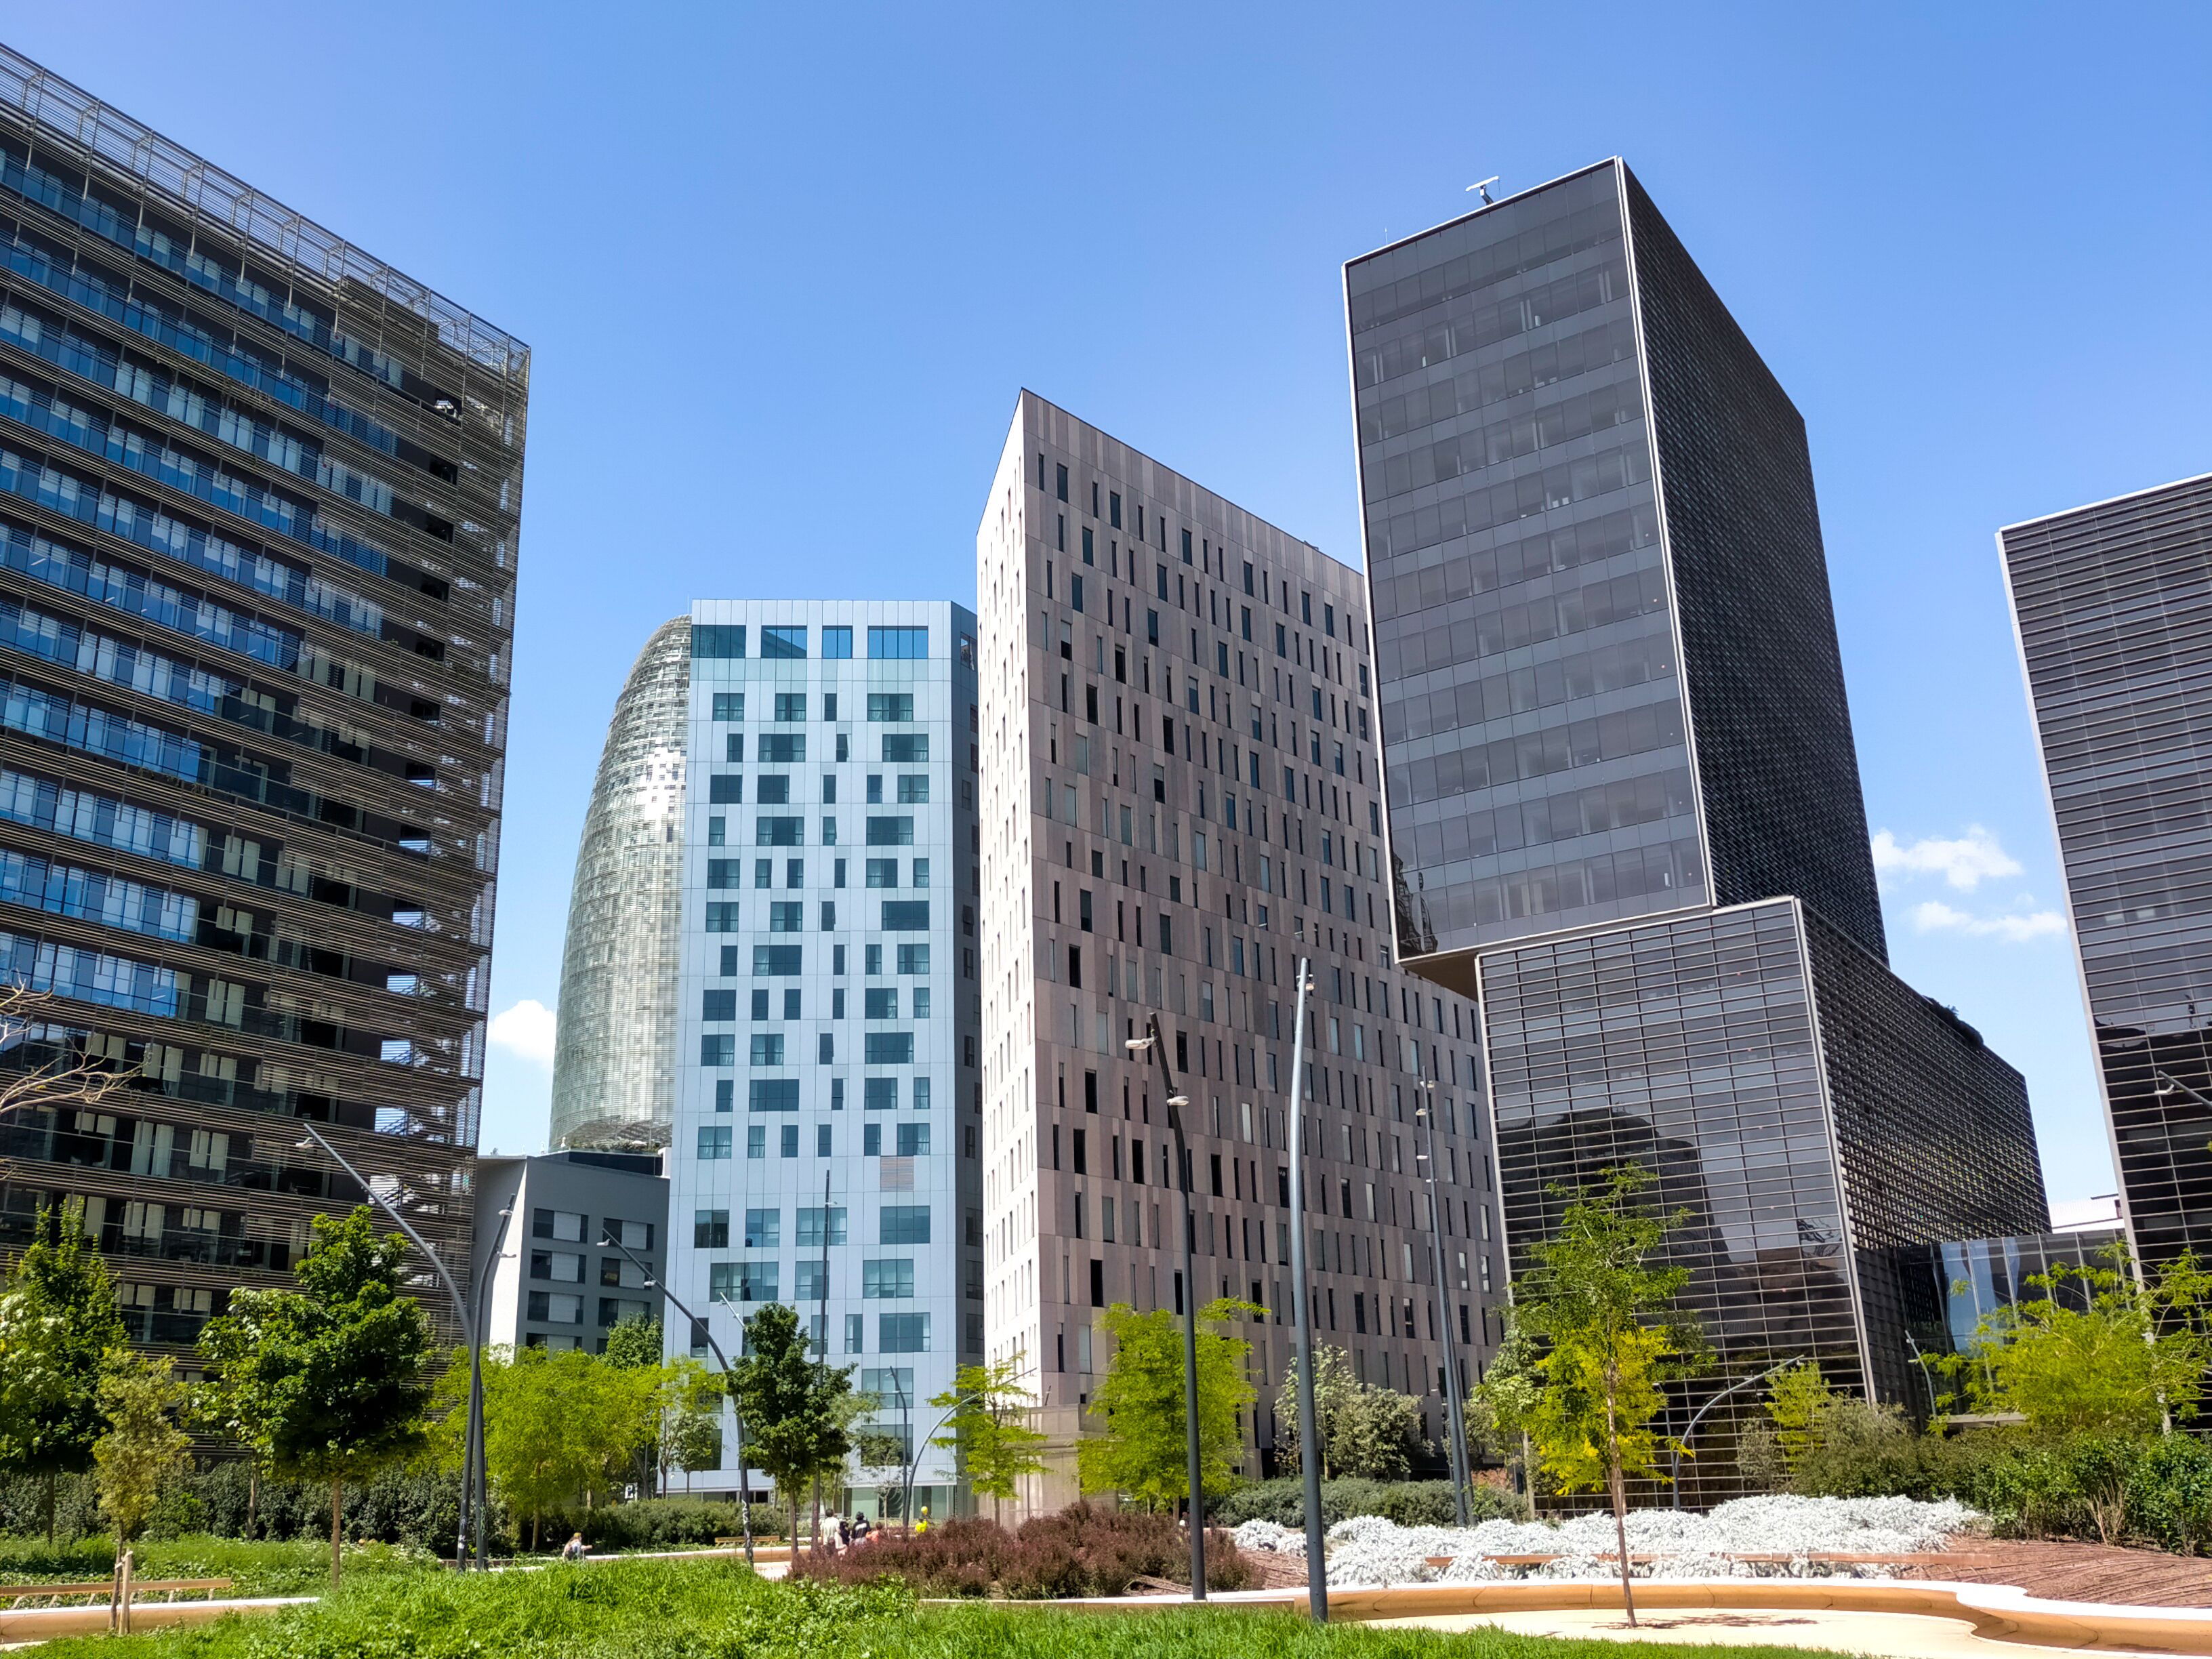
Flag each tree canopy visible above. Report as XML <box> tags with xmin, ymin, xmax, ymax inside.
<box><xmin>1275</xmin><ymin>1342</ymin><xmax>1427</xmax><ymax>1480</ymax></box>
<box><xmin>1510</xmin><ymin>1164</ymin><xmax>1702</xmax><ymax>1626</ymax></box>
<box><xmin>930</xmin><ymin>1358</ymin><xmax>1048</xmax><ymax>1520</ymax></box>
<box><xmin>93</xmin><ymin>1349</ymin><xmax>190</xmax><ymax>1549</ymax></box>
<box><xmin>1078</xmin><ymin>1298</ymin><xmax>1259</xmax><ymax>1509</ymax></box>
<box><xmin>197</xmin><ymin>1207</ymin><xmax>436</xmax><ymax>1584</ymax></box>
<box><xmin>0</xmin><ymin>1199</ymin><xmax>129</xmax><ymax>1539</ymax></box>
<box><xmin>728</xmin><ymin>1303</ymin><xmax>859</xmax><ymax>1544</ymax></box>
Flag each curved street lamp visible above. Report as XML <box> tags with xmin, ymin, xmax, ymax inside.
<box><xmin>293</xmin><ymin>1120</ymin><xmax>480</xmax><ymax>1569</ymax></box>
<box><xmin>1412</xmin><ymin>1075</ymin><xmax>1472</xmax><ymax>1525</ymax></box>
<box><xmin>1668</xmin><ymin>1354</ymin><xmax>1806</xmax><ymax>1507</ymax></box>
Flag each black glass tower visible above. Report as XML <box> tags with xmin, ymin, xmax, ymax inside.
<box><xmin>0</xmin><ymin>47</ymin><xmax>526</xmax><ymax>1345</ymax></box>
<box><xmin>1347</xmin><ymin>161</ymin><xmax>2046</xmax><ymax>1500</ymax></box>
<box><xmin>2001</xmin><ymin>473</ymin><xmax>2212</xmax><ymax>1270</ymax></box>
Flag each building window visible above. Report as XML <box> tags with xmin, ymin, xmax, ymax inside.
<box><xmin>743</xmin><ymin>1208</ymin><xmax>781</xmax><ymax>1248</ymax></box>
<box><xmin>758</xmin><ymin>734</ymin><xmax>806</xmax><ymax>764</ymax></box>
<box><xmin>862</xmin><ymin>1259</ymin><xmax>915</xmax><ymax>1298</ymax></box>
<box><xmin>756</xmin><ymin>816</ymin><xmax>803</xmax><ymax>846</ymax></box>
<box><xmin>753</xmin><ymin>945</ymin><xmax>802</xmax><ymax>975</ymax></box>
<box><xmin>863</xmin><ymin>1033</ymin><xmax>914</xmax><ymax>1065</ymax></box>
<box><xmin>705</xmin><ymin>902</ymin><xmax>741</xmax><ymax>933</ymax></box>
<box><xmin>747</xmin><ymin>1126</ymin><xmax>767</xmax><ymax>1158</ymax></box>
<box><xmin>532</xmin><ymin>1208</ymin><xmax>584</xmax><ymax>1242</ymax></box>
<box><xmin>867</xmin><ymin>693</ymin><xmax>914</xmax><ymax>722</ymax></box>
<box><xmin>864</xmin><ymin>987</ymin><xmax>899</xmax><ymax>1019</ymax></box>
<box><xmin>881</xmin><ymin>901</ymin><xmax>929</xmax><ymax>930</ymax></box>
<box><xmin>798</xmin><ymin>1206</ymin><xmax>848</xmax><ymax>1246</ymax></box>
<box><xmin>880</xmin><ymin>1205</ymin><xmax>930</xmax><ymax>1244</ymax></box>
<box><xmin>863</xmin><ymin>1078</ymin><xmax>897</xmax><ymax>1111</ymax></box>
<box><xmin>895</xmin><ymin>776</ymin><xmax>929</xmax><ymax>804</ymax></box>
<box><xmin>702</xmin><ymin>989</ymin><xmax>736</xmax><ymax>1021</ymax></box>
<box><xmin>710</xmin><ymin>775</ymin><xmax>743</xmax><ymax>804</ymax></box>
<box><xmin>896</xmin><ymin>1122</ymin><xmax>930</xmax><ymax>1157</ymax></box>
<box><xmin>527</xmin><ymin>1292</ymin><xmax>583</xmax><ymax>1325</ymax></box>
<box><xmin>761</xmin><ymin>626</ymin><xmax>807</xmax><ymax>659</ymax></box>
<box><xmin>749</xmin><ymin>1034</ymin><xmax>785</xmax><ymax>1067</ymax></box>
<box><xmin>695</xmin><ymin>1209</ymin><xmax>730</xmax><ymax>1248</ymax></box>
<box><xmin>699</xmin><ymin>1035</ymin><xmax>735</xmax><ymax>1067</ymax></box>
<box><xmin>878</xmin><ymin>1313</ymin><xmax>930</xmax><ymax>1353</ymax></box>
<box><xmin>821</xmin><ymin>626</ymin><xmax>853</xmax><ymax>659</ymax></box>
<box><xmin>868</xmin><ymin>627</ymin><xmax>928</xmax><ymax>659</ymax></box>
<box><xmin>697</xmin><ymin>1126</ymin><xmax>733</xmax><ymax>1160</ymax></box>
<box><xmin>866</xmin><ymin>816</ymin><xmax>914</xmax><ymax>846</ymax></box>
<box><xmin>897</xmin><ymin>944</ymin><xmax>930</xmax><ymax>974</ymax></box>
<box><xmin>882</xmin><ymin>734</ymin><xmax>928</xmax><ymax>763</ymax></box>
<box><xmin>693</xmin><ymin>626</ymin><xmax>746</xmax><ymax>659</ymax></box>
<box><xmin>749</xmin><ymin>1079</ymin><xmax>800</xmax><ymax>1111</ymax></box>
<box><xmin>865</xmin><ymin>859</ymin><xmax>899</xmax><ymax>889</ymax></box>
<box><xmin>713</xmin><ymin>693</ymin><xmax>745</xmax><ymax>720</ymax></box>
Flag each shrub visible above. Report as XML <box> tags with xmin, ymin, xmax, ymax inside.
<box><xmin>797</xmin><ymin>1502</ymin><xmax>1252</xmax><ymax>1597</ymax></box>
<box><xmin>530</xmin><ymin>1496</ymin><xmax>785</xmax><ymax>1553</ymax></box>
<box><xmin>1212</xmin><ymin>1476</ymin><xmax>1524</xmax><ymax>1529</ymax></box>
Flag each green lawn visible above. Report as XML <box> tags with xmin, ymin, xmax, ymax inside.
<box><xmin>0</xmin><ymin>1535</ymin><xmax>432</xmax><ymax>1597</ymax></box>
<box><xmin>27</xmin><ymin>1556</ymin><xmax>1837</xmax><ymax>1659</ymax></box>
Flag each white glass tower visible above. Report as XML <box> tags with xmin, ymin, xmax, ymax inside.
<box><xmin>550</xmin><ymin>617</ymin><xmax>691</xmax><ymax>1150</ymax></box>
<box><xmin>665</xmin><ymin>600</ymin><xmax>982</xmax><ymax>1519</ymax></box>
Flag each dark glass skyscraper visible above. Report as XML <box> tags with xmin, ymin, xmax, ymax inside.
<box><xmin>0</xmin><ymin>47</ymin><xmax>527</xmax><ymax>1344</ymax></box>
<box><xmin>1347</xmin><ymin>162</ymin><xmax>2045</xmax><ymax>1498</ymax></box>
<box><xmin>2001</xmin><ymin>473</ymin><xmax>2212</xmax><ymax>1269</ymax></box>
<box><xmin>1349</xmin><ymin>161</ymin><xmax>1883</xmax><ymax>988</ymax></box>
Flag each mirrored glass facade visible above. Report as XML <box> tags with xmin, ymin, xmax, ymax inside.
<box><xmin>550</xmin><ymin>617</ymin><xmax>689</xmax><ymax>1150</ymax></box>
<box><xmin>2001</xmin><ymin>473</ymin><xmax>2212</xmax><ymax>1268</ymax></box>
<box><xmin>0</xmin><ymin>47</ymin><xmax>526</xmax><ymax>1343</ymax></box>
<box><xmin>1481</xmin><ymin>899</ymin><xmax>2043</xmax><ymax>1507</ymax></box>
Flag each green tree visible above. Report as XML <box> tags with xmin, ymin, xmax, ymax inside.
<box><xmin>1764</xmin><ymin>1359</ymin><xmax>1837</xmax><ymax>1473</ymax></box>
<box><xmin>0</xmin><ymin>1199</ymin><xmax>128</xmax><ymax>1540</ymax></box>
<box><xmin>1512</xmin><ymin>1165</ymin><xmax>1703</xmax><ymax>1628</ymax></box>
<box><xmin>930</xmin><ymin>1359</ymin><xmax>1048</xmax><ymax>1523</ymax></box>
<box><xmin>728</xmin><ymin>1303</ymin><xmax>858</xmax><ymax>1547</ymax></box>
<box><xmin>1077</xmin><ymin>1298</ymin><xmax>1259</xmax><ymax>1512</ymax></box>
<box><xmin>197</xmin><ymin>1208</ymin><xmax>434</xmax><ymax>1586</ymax></box>
<box><xmin>602</xmin><ymin>1314</ymin><xmax>663</xmax><ymax>1371</ymax></box>
<box><xmin>1952</xmin><ymin>1245</ymin><xmax>2212</xmax><ymax>1438</ymax></box>
<box><xmin>1275</xmin><ymin>1343</ymin><xmax>1427</xmax><ymax>1480</ymax></box>
<box><xmin>1465</xmin><ymin>1311</ymin><xmax>1540</xmax><ymax>1492</ymax></box>
<box><xmin>92</xmin><ymin>1350</ymin><xmax>191</xmax><ymax>1553</ymax></box>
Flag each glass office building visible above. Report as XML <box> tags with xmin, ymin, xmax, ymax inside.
<box><xmin>2001</xmin><ymin>473</ymin><xmax>2212</xmax><ymax>1269</ymax></box>
<box><xmin>1348</xmin><ymin>160</ymin><xmax>1883</xmax><ymax>987</ymax></box>
<box><xmin>0</xmin><ymin>47</ymin><xmax>526</xmax><ymax>1343</ymax></box>
<box><xmin>663</xmin><ymin>600</ymin><xmax>982</xmax><ymax>1518</ymax></box>
<box><xmin>1348</xmin><ymin>164</ymin><xmax>2045</xmax><ymax>1498</ymax></box>
<box><xmin>550</xmin><ymin>616</ymin><xmax>690</xmax><ymax>1151</ymax></box>
<box><xmin>977</xmin><ymin>393</ymin><xmax>1498</xmax><ymax>1513</ymax></box>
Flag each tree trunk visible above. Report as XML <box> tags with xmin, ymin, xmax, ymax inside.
<box><xmin>531</xmin><ymin>1508</ymin><xmax>541</xmax><ymax>1554</ymax></box>
<box><xmin>811</xmin><ymin>1473</ymin><xmax>822</xmax><ymax>1557</ymax></box>
<box><xmin>1605</xmin><ymin>1368</ymin><xmax>1635</xmax><ymax>1629</ymax></box>
<box><xmin>247</xmin><ymin>1465</ymin><xmax>259</xmax><ymax>1536</ymax></box>
<box><xmin>43</xmin><ymin>1471</ymin><xmax>55</xmax><ymax>1547</ymax></box>
<box><xmin>791</xmin><ymin>1494</ymin><xmax>802</xmax><ymax>1561</ymax></box>
<box><xmin>329</xmin><ymin>1480</ymin><xmax>344</xmax><ymax>1591</ymax></box>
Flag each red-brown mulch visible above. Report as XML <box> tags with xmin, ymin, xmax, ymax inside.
<box><xmin>1903</xmin><ymin>1538</ymin><xmax>2212</xmax><ymax>1607</ymax></box>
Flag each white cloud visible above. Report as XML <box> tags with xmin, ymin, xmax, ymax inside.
<box><xmin>1870</xmin><ymin>825</ymin><xmax>2024</xmax><ymax>890</ymax></box>
<box><xmin>1910</xmin><ymin>900</ymin><xmax>2066</xmax><ymax>943</ymax></box>
<box><xmin>489</xmin><ymin>999</ymin><xmax>558</xmax><ymax>1069</ymax></box>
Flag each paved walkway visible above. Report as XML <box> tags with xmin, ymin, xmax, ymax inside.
<box><xmin>1376</xmin><ymin>1605</ymin><xmax>2178</xmax><ymax>1658</ymax></box>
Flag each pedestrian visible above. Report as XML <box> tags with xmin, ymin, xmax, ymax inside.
<box><xmin>560</xmin><ymin>1533</ymin><xmax>587</xmax><ymax>1562</ymax></box>
<box><xmin>838</xmin><ymin>1514</ymin><xmax>853</xmax><ymax>1549</ymax></box>
<box><xmin>853</xmin><ymin>1513</ymin><xmax>872</xmax><ymax>1545</ymax></box>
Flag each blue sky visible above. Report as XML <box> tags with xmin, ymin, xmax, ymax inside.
<box><xmin>16</xmin><ymin>4</ymin><xmax>2209</xmax><ymax>1208</ymax></box>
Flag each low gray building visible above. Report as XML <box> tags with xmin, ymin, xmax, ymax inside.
<box><xmin>472</xmin><ymin>1150</ymin><xmax>669</xmax><ymax>1352</ymax></box>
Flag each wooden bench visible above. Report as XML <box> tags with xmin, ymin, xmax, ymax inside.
<box><xmin>0</xmin><ymin>1568</ymin><xmax>232</xmax><ymax>1633</ymax></box>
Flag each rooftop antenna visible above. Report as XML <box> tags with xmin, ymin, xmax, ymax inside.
<box><xmin>1467</xmin><ymin>176</ymin><xmax>1500</xmax><ymax>205</ymax></box>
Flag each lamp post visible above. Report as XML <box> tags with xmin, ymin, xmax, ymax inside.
<box><xmin>1282</xmin><ymin>952</ymin><xmax>1327</xmax><ymax>1621</ymax></box>
<box><xmin>595</xmin><ymin>1225</ymin><xmax>756</xmax><ymax>1567</ymax></box>
<box><xmin>1412</xmin><ymin>1076</ymin><xmax>1471</xmax><ymax>1525</ymax></box>
<box><xmin>293</xmin><ymin>1120</ymin><xmax>479</xmax><ymax>1570</ymax></box>
<box><xmin>1668</xmin><ymin>1355</ymin><xmax>1805</xmax><ymax>1507</ymax></box>
<box><xmin>1127</xmin><ymin>1014</ymin><xmax>1206</xmax><ymax>1600</ymax></box>
<box><xmin>466</xmin><ymin>1200</ymin><xmax>514</xmax><ymax>1568</ymax></box>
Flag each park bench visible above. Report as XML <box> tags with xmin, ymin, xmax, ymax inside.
<box><xmin>0</xmin><ymin>1554</ymin><xmax>230</xmax><ymax>1631</ymax></box>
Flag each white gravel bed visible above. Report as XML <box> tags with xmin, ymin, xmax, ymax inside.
<box><xmin>1231</xmin><ymin>1495</ymin><xmax>1982</xmax><ymax>1586</ymax></box>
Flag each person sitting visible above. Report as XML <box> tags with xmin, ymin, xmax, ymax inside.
<box><xmin>560</xmin><ymin>1533</ymin><xmax>587</xmax><ymax>1562</ymax></box>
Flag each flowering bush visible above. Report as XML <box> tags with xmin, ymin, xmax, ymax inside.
<box><xmin>794</xmin><ymin>1503</ymin><xmax>1254</xmax><ymax>1598</ymax></box>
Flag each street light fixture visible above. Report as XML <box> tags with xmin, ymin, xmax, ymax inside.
<box><xmin>1128</xmin><ymin>1015</ymin><xmax>1207</xmax><ymax>1600</ymax></box>
<box><xmin>1412</xmin><ymin>1076</ymin><xmax>1472</xmax><ymax>1525</ymax></box>
<box><xmin>1282</xmin><ymin>954</ymin><xmax>1328</xmax><ymax>1621</ymax></box>
<box><xmin>293</xmin><ymin>1120</ymin><xmax>480</xmax><ymax>1570</ymax></box>
<box><xmin>1667</xmin><ymin>1355</ymin><xmax>1805</xmax><ymax>1507</ymax></box>
<box><xmin>597</xmin><ymin>1225</ymin><xmax>755</xmax><ymax>1567</ymax></box>
<box><xmin>466</xmin><ymin>1200</ymin><xmax>514</xmax><ymax>1568</ymax></box>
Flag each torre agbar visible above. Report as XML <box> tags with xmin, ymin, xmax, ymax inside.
<box><xmin>0</xmin><ymin>47</ymin><xmax>527</xmax><ymax>1344</ymax></box>
<box><xmin>978</xmin><ymin>391</ymin><xmax>1499</xmax><ymax>1511</ymax></box>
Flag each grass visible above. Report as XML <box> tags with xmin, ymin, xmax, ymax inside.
<box><xmin>23</xmin><ymin>1556</ymin><xmax>1846</xmax><ymax>1659</ymax></box>
<box><xmin>0</xmin><ymin>1534</ymin><xmax>436</xmax><ymax>1597</ymax></box>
